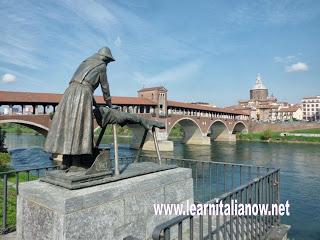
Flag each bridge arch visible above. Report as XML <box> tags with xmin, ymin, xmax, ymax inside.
<box><xmin>208</xmin><ymin>120</ymin><xmax>231</xmax><ymax>141</ymax></box>
<box><xmin>168</xmin><ymin>117</ymin><xmax>206</xmax><ymax>144</ymax></box>
<box><xmin>0</xmin><ymin>119</ymin><xmax>49</xmax><ymax>136</ymax></box>
<box><xmin>232</xmin><ymin>121</ymin><xmax>248</xmax><ymax>134</ymax></box>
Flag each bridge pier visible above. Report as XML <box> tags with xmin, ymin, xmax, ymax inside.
<box><xmin>183</xmin><ymin>133</ymin><xmax>211</xmax><ymax>145</ymax></box>
<box><xmin>129</xmin><ymin>125</ymin><xmax>174</xmax><ymax>151</ymax></box>
<box><xmin>214</xmin><ymin>132</ymin><xmax>236</xmax><ymax>141</ymax></box>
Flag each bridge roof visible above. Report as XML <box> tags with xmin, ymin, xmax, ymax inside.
<box><xmin>167</xmin><ymin>100</ymin><xmax>248</xmax><ymax>115</ymax></box>
<box><xmin>0</xmin><ymin>91</ymin><xmax>248</xmax><ymax>115</ymax></box>
<box><xmin>0</xmin><ymin>91</ymin><xmax>156</xmax><ymax>106</ymax></box>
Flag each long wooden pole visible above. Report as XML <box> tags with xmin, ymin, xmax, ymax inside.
<box><xmin>152</xmin><ymin>127</ymin><xmax>162</xmax><ymax>165</ymax></box>
<box><xmin>134</xmin><ymin>129</ymin><xmax>149</xmax><ymax>163</ymax></box>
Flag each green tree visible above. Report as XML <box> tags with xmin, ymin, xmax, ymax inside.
<box><xmin>0</xmin><ymin>126</ymin><xmax>7</xmax><ymax>151</ymax></box>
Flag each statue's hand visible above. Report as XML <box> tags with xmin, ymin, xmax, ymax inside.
<box><xmin>105</xmin><ymin>99</ymin><xmax>112</xmax><ymax>108</ymax></box>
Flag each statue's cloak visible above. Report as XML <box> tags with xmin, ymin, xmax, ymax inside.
<box><xmin>44</xmin><ymin>55</ymin><xmax>110</xmax><ymax>155</ymax></box>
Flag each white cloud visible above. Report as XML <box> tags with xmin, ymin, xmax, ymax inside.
<box><xmin>2</xmin><ymin>73</ymin><xmax>17</xmax><ymax>83</ymax></box>
<box><xmin>114</xmin><ymin>36</ymin><xmax>122</xmax><ymax>48</ymax></box>
<box><xmin>274</xmin><ymin>55</ymin><xmax>296</xmax><ymax>63</ymax></box>
<box><xmin>133</xmin><ymin>60</ymin><xmax>202</xmax><ymax>85</ymax></box>
<box><xmin>286</xmin><ymin>62</ymin><xmax>309</xmax><ymax>72</ymax></box>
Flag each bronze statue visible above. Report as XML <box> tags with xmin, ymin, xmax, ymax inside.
<box><xmin>44</xmin><ymin>47</ymin><xmax>164</xmax><ymax>171</ymax></box>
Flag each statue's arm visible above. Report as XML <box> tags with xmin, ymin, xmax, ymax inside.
<box><xmin>99</xmin><ymin>66</ymin><xmax>112</xmax><ymax>108</ymax></box>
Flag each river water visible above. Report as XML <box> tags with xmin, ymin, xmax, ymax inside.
<box><xmin>4</xmin><ymin>134</ymin><xmax>320</xmax><ymax>239</ymax></box>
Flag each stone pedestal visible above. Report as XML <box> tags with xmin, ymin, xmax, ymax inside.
<box><xmin>17</xmin><ymin>167</ymin><xmax>193</xmax><ymax>240</ymax></box>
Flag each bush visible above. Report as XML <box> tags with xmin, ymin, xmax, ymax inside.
<box><xmin>0</xmin><ymin>152</ymin><xmax>11</xmax><ymax>172</ymax></box>
<box><xmin>260</xmin><ymin>129</ymin><xmax>273</xmax><ymax>140</ymax></box>
<box><xmin>0</xmin><ymin>126</ymin><xmax>6</xmax><ymax>151</ymax></box>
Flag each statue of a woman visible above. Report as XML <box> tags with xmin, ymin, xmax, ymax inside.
<box><xmin>44</xmin><ymin>47</ymin><xmax>115</xmax><ymax>169</ymax></box>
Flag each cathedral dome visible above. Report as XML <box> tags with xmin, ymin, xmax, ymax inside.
<box><xmin>252</xmin><ymin>74</ymin><xmax>267</xmax><ymax>90</ymax></box>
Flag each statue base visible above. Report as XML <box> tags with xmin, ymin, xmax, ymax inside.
<box><xmin>17</xmin><ymin>164</ymin><xmax>193</xmax><ymax>240</ymax></box>
<box><xmin>40</xmin><ymin>162</ymin><xmax>176</xmax><ymax>189</ymax></box>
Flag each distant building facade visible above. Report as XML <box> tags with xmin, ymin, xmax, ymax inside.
<box><xmin>302</xmin><ymin>96</ymin><xmax>320</xmax><ymax>121</ymax></box>
<box><xmin>278</xmin><ymin>105</ymin><xmax>303</xmax><ymax>121</ymax></box>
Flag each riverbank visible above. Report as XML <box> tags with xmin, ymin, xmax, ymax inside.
<box><xmin>237</xmin><ymin>129</ymin><xmax>320</xmax><ymax>144</ymax></box>
<box><xmin>0</xmin><ymin>123</ymin><xmax>38</xmax><ymax>135</ymax></box>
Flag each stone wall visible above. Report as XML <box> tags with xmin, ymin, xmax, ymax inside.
<box><xmin>249</xmin><ymin>122</ymin><xmax>320</xmax><ymax>132</ymax></box>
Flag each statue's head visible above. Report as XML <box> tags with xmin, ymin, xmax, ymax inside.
<box><xmin>97</xmin><ymin>47</ymin><xmax>115</xmax><ymax>63</ymax></box>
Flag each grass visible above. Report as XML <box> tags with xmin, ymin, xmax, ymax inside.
<box><xmin>0</xmin><ymin>172</ymin><xmax>38</xmax><ymax>232</ymax></box>
<box><xmin>0</xmin><ymin>152</ymin><xmax>38</xmax><ymax>232</ymax></box>
<box><xmin>0</xmin><ymin>181</ymin><xmax>17</xmax><ymax>231</ymax></box>
<box><xmin>0</xmin><ymin>123</ymin><xmax>38</xmax><ymax>135</ymax></box>
<box><xmin>289</xmin><ymin>128</ymin><xmax>320</xmax><ymax>134</ymax></box>
<box><xmin>94</xmin><ymin>125</ymin><xmax>132</xmax><ymax>137</ymax></box>
<box><xmin>237</xmin><ymin>129</ymin><xmax>320</xmax><ymax>143</ymax></box>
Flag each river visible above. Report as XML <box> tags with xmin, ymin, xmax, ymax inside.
<box><xmin>4</xmin><ymin>133</ymin><xmax>320</xmax><ymax>239</ymax></box>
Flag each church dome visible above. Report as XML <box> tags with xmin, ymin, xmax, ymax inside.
<box><xmin>252</xmin><ymin>74</ymin><xmax>267</xmax><ymax>90</ymax></box>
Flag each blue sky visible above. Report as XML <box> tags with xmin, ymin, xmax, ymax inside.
<box><xmin>0</xmin><ymin>0</ymin><xmax>319</xmax><ymax>107</ymax></box>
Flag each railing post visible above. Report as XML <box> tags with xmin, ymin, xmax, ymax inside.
<box><xmin>178</xmin><ymin>222</ymin><xmax>182</xmax><ymax>240</ymax></box>
<box><xmin>230</xmin><ymin>195</ymin><xmax>234</xmax><ymax>240</ymax></box>
<box><xmin>216</xmin><ymin>209</ymin><xmax>220</xmax><ymax>240</ymax></box>
<box><xmin>224</xmin><ymin>164</ymin><xmax>227</xmax><ymax>192</ymax></box>
<box><xmin>276</xmin><ymin>170</ymin><xmax>281</xmax><ymax>225</ymax></box>
<box><xmin>190</xmin><ymin>216</ymin><xmax>194</xmax><ymax>240</ymax></box>
<box><xmin>2</xmin><ymin>174</ymin><xmax>8</xmax><ymax>233</ymax></box>
<box><xmin>199</xmin><ymin>215</ymin><xmax>203</xmax><ymax>240</ymax></box>
<box><xmin>164</xmin><ymin>228</ymin><xmax>170</xmax><ymax>240</ymax></box>
<box><xmin>16</xmin><ymin>172</ymin><xmax>19</xmax><ymax>195</ymax></box>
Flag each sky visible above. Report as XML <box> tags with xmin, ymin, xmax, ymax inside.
<box><xmin>0</xmin><ymin>0</ymin><xmax>319</xmax><ymax>107</ymax></box>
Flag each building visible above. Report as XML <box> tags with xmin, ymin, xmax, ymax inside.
<box><xmin>138</xmin><ymin>86</ymin><xmax>168</xmax><ymax>116</ymax></box>
<box><xmin>278</xmin><ymin>105</ymin><xmax>303</xmax><ymax>121</ymax></box>
<box><xmin>228</xmin><ymin>74</ymin><xmax>301</xmax><ymax>122</ymax></box>
<box><xmin>302</xmin><ymin>96</ymin><xmax>320</xmax><ymax>121</ymax></box>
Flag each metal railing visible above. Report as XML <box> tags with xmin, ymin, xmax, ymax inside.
<box><xmin>0</xmin><ymin>165</ymin><xmax>59</xmax><ymax>234</ymax></box>
<box><xmin>148</xmin><ymin>157</ymin><xmax>280</xmax><ymax>240</ymax></box>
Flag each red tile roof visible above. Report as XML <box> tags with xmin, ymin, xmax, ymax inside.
<box><xmin>0</xmin><ymin>91</ymin><xmax>61</xmax><ymax>104</ymax></box>
<box><xmin>0</xmin><ymin>91</ymin><xmax>248</xmax><ymax>115</ymax></box>
<box><xmin>96</xmin><ymin>96</ymin><xmax>156</xmax><ymax>105</ymax></box>
<box><xmin>278</xmin><ymin>105</ymin><xmax>301</xmax><ymax>112</ymax></box>
<box><xmin>167</xmin><ymin>100</ymin><xmax>248</xmax><ymax>115</ymax></box>
<box><xmin>0</xmin><ymin>91</ymin><xmax>156</xmax><ymax>106</ymax></box>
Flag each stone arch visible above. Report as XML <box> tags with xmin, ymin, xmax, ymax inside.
<box><xmin>232</xmin><ymin>121</ymin><xmax>248</xmax><ymax>134</ymax></box>
<box><xmin>0</xmin><ymin>119</ymin><xmax>49</xmax><ymax>136</ymax></box>
<box><xmin>168</xmin><ymin>118</ymin><xmax>208</xmax><ymax>144</ymax></box>
<box><xmin>208</xmin><ymin>120</ymin><xmax>231</xmax><ymax>141</ymax></box>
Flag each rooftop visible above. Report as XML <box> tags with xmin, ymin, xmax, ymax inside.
<box><xmin>137</xmin><ymin>86</ymin><xmax>168</xmax><ymax>92</ymax></box>
<box><xmin>278</xmin><ymin>105</ymin><xmax>301</xmax><ymax>112</ymax></box>
<box><xmin>302</xmin><ymin>96</ymin><xmax>320</xmax><ymax>100</ymax></box>
<box><xmin>167</xmin><ymin>100</ymin><xmax>248</xmax><ymax>115</ymax></box>
<box><xmin>0</xmin><ymin>91</ymin><xmax>157</xmax><ymax>106</ymax></box>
